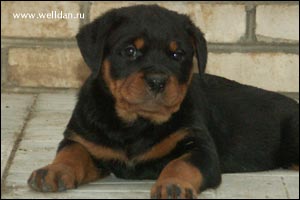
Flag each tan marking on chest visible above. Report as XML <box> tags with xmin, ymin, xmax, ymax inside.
<box><xmin>134</xmin><ymin>129</ymin><xmax>190</xmax><ymax>162</ymax></box>
<box><xmin>68</xmin><ymin>129</ymin><xmax>190</xmax><ymax>164</ymax></box>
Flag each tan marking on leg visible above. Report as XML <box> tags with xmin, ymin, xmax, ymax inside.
<box><xmin>289</xmin><ymin>164</ymin><xmax>299</xmax><ymax>171</ymax></box>
<box><xmin>28</xmin><ymin>142</ymin><xmax>107</xmax><ymax>192</ymax></box>
<box><xmin>52</xmin><ymin>143</ymin><xmax>104</xmax><ymax>184</ymax></box>
<box><xmin>69</xmin><ymin>134</ymin><xmax>128</xmax><ymax>162</ymax></box>
<box><xmin>151</xmin><ymin>154</ymin><xmax>203</xmax><ymax>198</ymax></box>
<box><xmin>157</xmin><ymin>154</ymin><xmax>202</xmax><ymax>192</ymax></box>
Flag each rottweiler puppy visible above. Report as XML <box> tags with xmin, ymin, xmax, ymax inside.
<box><xmin>28</xmin><ymin>5</ymin><xmax>299</xmax><ymax>199</ymax></box>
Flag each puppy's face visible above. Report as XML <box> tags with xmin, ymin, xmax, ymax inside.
<box><xmin>76</xmin><ymin>5</ymin><xmax>207</xmax><ymax>124</ymax></box>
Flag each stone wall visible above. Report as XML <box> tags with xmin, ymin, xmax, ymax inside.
<box><xmin>1</xmin><ymin>1</ymin><xmax>299</xmax><ymax>92</ymax></box>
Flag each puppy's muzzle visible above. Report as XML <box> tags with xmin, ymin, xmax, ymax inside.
<box><xmin>144</xmin><ymin>73</ymin><xmax>169</xmax><ymax>94</ymax></box>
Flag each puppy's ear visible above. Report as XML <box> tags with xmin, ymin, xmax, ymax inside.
<box><xmin>186</xmin><ymin>21</ymin><xmax>208</xmax><ymax>74</ymax></box>
<box><xmin>76</xmin><ymin>10</ymin><xmax>122</xmax><ymax>76</ymax></box>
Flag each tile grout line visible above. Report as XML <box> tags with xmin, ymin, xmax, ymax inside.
<box><xmin>1</xmin><ymin>94</ymin><xmax>39</xmax><ymax>197</ymax></box>
<box><xmin>280</xmin><ymin>176</ymin><xmax>291</xmax><ymax>199</ymax></box>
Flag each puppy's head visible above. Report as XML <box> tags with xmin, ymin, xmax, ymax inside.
<box><xmin>76</xmin><ymin>5</ymin><xmax>207</xmax><ymax>124</ymax></box>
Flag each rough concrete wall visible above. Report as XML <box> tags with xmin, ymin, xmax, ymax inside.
<box><xmin>1</xmin><ymin>1</ymin><xmax>299</xmax><ymax>92</ymax></box>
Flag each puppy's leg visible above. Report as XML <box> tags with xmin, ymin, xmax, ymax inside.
<box><xmin>151</xmin><ymin>154</ymin><xmax>200</xmax><ymax>199</ymax></box>
<box><xmin>151</xmin><ymin>132</ymin><xmax>221</xmax><ymax>199</ymax></box>
<box><xmin>28</xmin><ymin>139</ymin><xmax>109</xmax><ymax>192</ymax></box>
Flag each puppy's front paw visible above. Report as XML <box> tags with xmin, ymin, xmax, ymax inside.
<box><xmin>150</xmin><ymin>178</ymin><xmax>197</xmax><ymax>199</ymax></box>
<box><xmin>28</xmin><ymin>164</ymin><xmax>77</xmax><ymax>192</ymax></box>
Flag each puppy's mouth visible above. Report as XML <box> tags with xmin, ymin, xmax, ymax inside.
<box><xmin>116</xmin><ymin>73</ymin><xmax>188</xmax><ymax>124</ymax></box>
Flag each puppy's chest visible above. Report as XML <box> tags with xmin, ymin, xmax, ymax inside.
<box><xmin>94</xmin><ymin>139</ymin><xmax>182</xmax><ymax>179</ymax></box>
<box><xmin>71</xmin><ymin>128</ymin><xmax>190</xmax><ymax>161</ymax></box>
<box><xmin>70</xmin><ymin>128</ymin><xmax>192</xmax><ymax>178</ymax></box>
<box><xmin>122</xmin><ymin>138</ymin><xmax>153</xmax><ymax>159</ymax></box>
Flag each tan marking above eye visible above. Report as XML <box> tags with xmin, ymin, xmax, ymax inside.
<box><xmin>169</xmin><ymin>41</ymin><xmax>178</xmax><ymax>52</ymax></box>
<box><xmin>133</xmin><ymin>38</ymin><xmax>145</xmax><ymax>49</ymax></box>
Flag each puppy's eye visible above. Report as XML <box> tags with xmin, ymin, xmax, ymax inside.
<box><xmin>121</xmin><ymin>45</ymin><xmax>137</xmax><ymax>59</ymax></box>
<box><xmin>171</xmin><ymin>49</ymin><xmax>185</xmax><ymax>61</ymax></box>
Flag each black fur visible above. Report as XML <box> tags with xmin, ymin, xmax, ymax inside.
<box><xmin>59</xmin><ymin>5</ymin><xmax>298</xmax><ymax>193</ymax></box>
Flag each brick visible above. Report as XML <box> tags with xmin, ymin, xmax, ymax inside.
<box><xmin>91</xmin><ymin>2</ymin><xmax>191</xmax><ymax>22</ymax></box>
<box><xmin>7</xmin><ymin>50</ymin><xmax>299</xmax><ymax>91</ymax></box>
<box><xmin>1</xmin><ymin>48</ymin><xmax>8</xmax><ymax>84</ymax></box>
<box><xmin>191</xmin><ymin>4</ymin><xmax>246</xmax><ymax>43</ymax></box>
<box><xmin>90</xmin><ymin>2</ymin><xmax>142</xmax><ymax>21</ymax></box>
<box><xmin>206</xmin><ymin>53</ymin><xmax>299</xmax><ymax>92</ymax></box>
<box><xmin>156</xmin><ymin>2</ymin><xmax>190</xmax><ymax>16</ymax></box>
<box><xmin>8</xmin><ymin>48</ymin><xmax>90</xmax><ymax>88</ymax></box>
<box><xmin>1</xmin><ymin>1</ymin><xmax>80</xmax><ymax>38</ymax></box>
<box><xmin>256</xmin><ymin>5</ymin><xmax>299</xmax><ymax>42</ymax></box>
<box><xmin>91</xmin><ymin>2</ymin><xmax>246</xmax><ymax>43</ymax></box>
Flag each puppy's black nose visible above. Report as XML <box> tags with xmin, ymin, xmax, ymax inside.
<box><xmin>144</xmin><ymin>74</ymin><xmax>168</xmax><ymax>93</ymax></box>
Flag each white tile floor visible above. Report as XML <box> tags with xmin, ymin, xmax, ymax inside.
<box><xmin>1</xmin><ymin>93</ymin><xmax>299</xmax><ymax>199</ymax></box>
